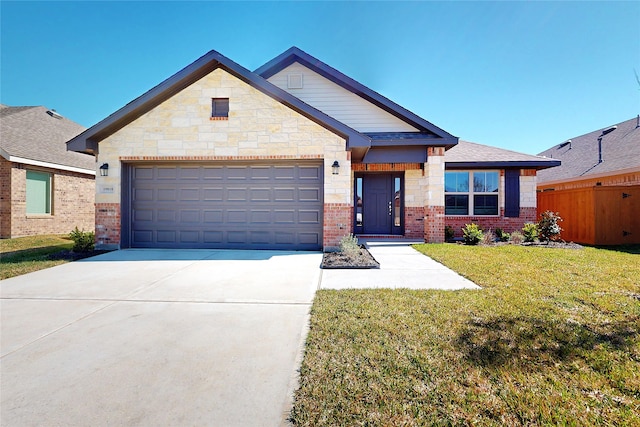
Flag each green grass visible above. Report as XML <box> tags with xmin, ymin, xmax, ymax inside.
<box><xmin>0</xmin><ymin>235</ymin><xmax>74</xmax><ymax>279</ymax></box>
<box><xmin>291</xmin><ymin>244</ymin><xmax>640</xmax><ymax>426</ymax></box>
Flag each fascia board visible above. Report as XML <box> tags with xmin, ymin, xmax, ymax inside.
<box><xmin>446</xmin><ymin>160</ymin><xmax>562</xmax><ymax>170</ymax></box>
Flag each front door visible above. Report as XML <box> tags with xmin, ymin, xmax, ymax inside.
<box><xmin>355</xmin><ymin>173</ymin><xmax>403</xmax><ymax>235</ymax></box>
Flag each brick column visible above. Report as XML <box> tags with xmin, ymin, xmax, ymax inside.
<box><xmin>424</xmin><ymin>147</ymin><xmax>446</xmax><ymax>243</ymax></box>
<box><xmin>323</xmin><ymin>203</ymin><xmax>352</xmax><ymax>251</ymax></box>
<box><xmin>95</xmin><ymin>203</ymin><xmax>121</xmax><ymax>249</ymax></box>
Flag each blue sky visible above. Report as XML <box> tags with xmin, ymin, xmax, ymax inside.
<box><xmin>1</xmin><ymin>1</ymin><xmax>638</xmax><ymax>155</ymax></box>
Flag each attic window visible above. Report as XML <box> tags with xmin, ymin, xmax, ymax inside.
<box><xmin>287</xmin><ymin>73</ymin><xmax>303</xmax><ymax>89</ymax></box>
<box><xmin>211</xmin><ymin>98</ymin><xmax>229</xmax><ymax>120</ymax></box>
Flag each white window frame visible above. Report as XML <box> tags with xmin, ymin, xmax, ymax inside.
<box><xmin>445</xmin><ymin>170</ymin><xmax>500</xmax><ymax>216</ymax></box>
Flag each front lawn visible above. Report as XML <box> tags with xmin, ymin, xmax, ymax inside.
<box><xmin>291</xmin><ymin>244</ymin><xmax>640</xmax><ymax>426</ymax></box>
<box><xmin>0</xmin><ymin>235</ymin><xmax>74</xmax><ymax>279</ymax></box>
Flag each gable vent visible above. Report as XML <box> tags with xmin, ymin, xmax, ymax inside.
<box><xmin>287</xmin><ymin>73</ymin><xmax>303</xmax><ymax>89</ymax></box>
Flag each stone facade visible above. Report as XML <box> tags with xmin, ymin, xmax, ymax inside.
<box><xmin>95</xmin><ymin>68</ymin><xmax>350</xmax><ymax>249</ymax></box>
<box><xmin>0</xmin><ymin>156</ymin><xmax>95</xmax><ymax>238</ymax></box>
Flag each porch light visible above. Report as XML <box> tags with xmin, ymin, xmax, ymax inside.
<box><xmin>99</xmin><ymin>163</ymin><xmax>109</xmax><ymax>177</ymax></box>
<box><xmin>332</xmin><ymin>160</ymin><xmax>340</xmax><ymax>175</ymax></box>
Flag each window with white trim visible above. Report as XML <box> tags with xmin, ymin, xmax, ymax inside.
<box><xmin>26</xmin><ymin>170</ymin><xmax>52</xmax><ymax>214</ymax></box>
<box><xmin>445</xmin><ymin>171</ymin><xmax>499</xmax><ymax>215</ymax></box>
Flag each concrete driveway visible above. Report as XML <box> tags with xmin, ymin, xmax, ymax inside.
<box><xmin>1</xmin><ymin>249</ymin><xmax>322</xmax><ymax>427</ymax></box>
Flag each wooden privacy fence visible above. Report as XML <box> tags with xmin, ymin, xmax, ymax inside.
<box><xmin>537</xmin><ymin>185</ymin><xmax>640</xmax><ymax>245</ymax></box>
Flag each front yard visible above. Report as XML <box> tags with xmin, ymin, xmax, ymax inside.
<box><xmin>0</xmin><ymin>235</ymin><xmax>74</xmax><ymax>280</ymax></box>
<box><xmin>291</xmin><ymin>244</ymin><xmax>640</xmax><ymax>426</ymax></box>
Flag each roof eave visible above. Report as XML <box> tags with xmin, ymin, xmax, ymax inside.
<box><xmin>446</xmin><ymin>160</ymin><xmax>561</xmax><ymax>170</ymax></box>
<box><xmin>371</xmin><ymin>136</ymin><xmax>459</xmax><ymax>148</ymax></box>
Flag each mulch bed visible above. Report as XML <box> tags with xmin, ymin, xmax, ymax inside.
<box><xmin>321</xmin><ymin>246</ymin><xmax>380</xmax><ymax>269</ymax></box>
<box><xmin>47</xmin><ymin>249</ymin><xmax>113</xmax><ymax>261</ymax></box>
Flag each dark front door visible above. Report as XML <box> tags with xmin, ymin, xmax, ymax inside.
<box><xmin>358</xmin><ymin>173</ymin><xmax>403</xmax><ymax>235</ymax></box>
<box><xmin>363</xmin><ymin>174</ymin><xmax>392</xmax><ymax>234</ymax></box>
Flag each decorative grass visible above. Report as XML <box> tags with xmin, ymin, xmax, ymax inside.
<box><xmin>0</xmin><ymin>235</ymin><xmax>74</xmax><ymax>280</ymax></box>
<box><xmin>291</xmin><ymin>244</ymin><xmax>640</xmax><ymax>426</ymax></box>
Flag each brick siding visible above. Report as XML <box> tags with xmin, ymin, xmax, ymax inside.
<box><xmin>404</xmin><ymin>206</ymin><xmax>425</xmax><ymax>239</ymax></box>
<box><xmin>424</xmin><ymin>206</ymin><xmax>445</xmax><ymax>242</ymax></box>
<box><xmin>323</xmin><ymin>203</ymin><xmax>353</xmax><ymax>250</ymax></box>
<box><xmin>0</xmin><ymin>157</ymin><xmax>12</xmax><ymax>237</ymax></box>
<box><xmin>445</xmin><ymin>207</ymin><xmax>538</xmax><ymax>238</ymax></box>
<box><xmin>1</xmin><ymin>158</ymin><xmax>94</xmax><ymax>238</ymax></box>
<box><xmin>351</xmin><ymin>163</ymin><xmax>422</xmax><ymax>172</ymax></box>
<box><xmin>95</xmin><ymin>203</ymin><xmax>121</xmax><ymax>248</ymax></box>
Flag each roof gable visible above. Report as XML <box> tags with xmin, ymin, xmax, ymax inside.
<box><xmin>66</xmin><ymin>50</ymin><xmax>369</xmax><ymax>155</ymax></box>
<box><xmin>0</xmin><ymin>105</ymin><xmax>93</xmax><ymax>172</ymax></box>
<box><xmin>255</xmin><ymin>47</ymin><xmax>458</xmax><ymax>145</ymax></box>
<box><xmin>537</xmin><ymin>116</ymin><xmax>640</xmax><ymax>183</ymax></box>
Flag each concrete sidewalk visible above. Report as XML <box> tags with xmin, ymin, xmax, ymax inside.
<box><xmin>320</xmin><ymin>239</ymin><xmax>480</xmax><ymax>290</ymax></box>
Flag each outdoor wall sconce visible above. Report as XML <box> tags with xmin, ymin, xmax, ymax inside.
<box><xmin>332</xmin><ymin>160</ymin><xmax>340</xmax><ymax>175</ymax></box>
<box><xmin>99</xmin><ymin>163</ymin><xmax>109</xmax><ymax>177</ymax></box>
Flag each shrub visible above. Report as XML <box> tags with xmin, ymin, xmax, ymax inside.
<box><xmin>444</xmin><ymin>225</ymin><xmax>455</xmax><ymax>241</ymax></box>
<box><xmin>509</xmin><ymin>231</ymin><xmax>524</xmax><ymax>245</ymax></box>
<box><xmin>538</xmin><ymin>210</ymin><xmax>563</xmax><ymax>242</ymax></box>
<box><xmin>69</xmin><ymin>227</ymin><xmax>95</xmax><ymax>253</ymax></box>
<box><xmin>462</xmin><ymin>223</ymin><xmax>484</xmax><ymax>245</ymax></box>
<box><xmin>522</xmin><ymin>223</ymin><xmax>539</xmax><ymax>243</ymax></box>
<box><xmin>481</xmin><ymin>229</ymin><xmax>495</xmax><ymax>245</ymax></box>
<box><xmin>495</xmin><ymin>227</ymin><xmax>510</xmax><ymax>242</ymax></box>
<box><xmin>339</xmin><ymin>233</ymin><xmax>361</xmax><ymax>257</ymax></box>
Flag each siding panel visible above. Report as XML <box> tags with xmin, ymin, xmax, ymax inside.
<box><xmin>267</xmin><ymin>63</ymin><xmax>419</xmax><ymax>133</ymax></box>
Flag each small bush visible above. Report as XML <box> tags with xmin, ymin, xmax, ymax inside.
<box><xmin>339</xmin><ymin>233</ymin><xmax>361</xmax><ymax>257</ymax></box>
<box><xmin>509</xmin><ymin>231</ymin><xmax>524</xmax><ymax>245</ymax></box>
<box><xmin>444</xmin><ymin>225</ymin><xmax>455</xmax><ymax>241</ymax></box>
<box><xmin>538</xmin><ymin>210</ymin><xmax>563</xmax><ymax>242</ymax></box>
<box><xmin>69</xmin><ymin>227</ymin><xmax>95</xmax><ymax>253</ymax></box>
<box><xmin>481</xmin><ymin>229</ymin><xmax>495</xmax><ymax>245</ymax></box>
<box><xmin>494</xmin><ymin>227</ymin><xmax>510</xmax><ymax>242</ymax></box>
<box><xmin>522</xmin><ymin>223</ymin><xmax>539</xmax><ymax>242</ymax></box>
<box><xmin>462</xmin><ymin>223</ymin><xmax>484</xmax><ymax>245</ymax></box>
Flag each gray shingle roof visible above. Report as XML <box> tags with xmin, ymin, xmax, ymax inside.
<box><xmin>445</xmin><ymin>140</ymin><xmax>560</xmax><ymax>169</ymax></box>
<box><xmin>0</xmin><ymin>105</ymin><xmax>93</xmax><ymax>171</ymax></box>
<box><xmin>537</xmin><ymin>116</ymin><xmax>640</xmax><ymax>184</ymax></box>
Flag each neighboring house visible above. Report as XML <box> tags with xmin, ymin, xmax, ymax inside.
<box><xmin>537</xmin><ymin>116</ymin><xmax>640</xmax><ymax>245</ymax></box>
<box><xmin>0</xmin><ymin>105</ymin><xmax>95</xmax><ymax>238</ymax></box>
<box><xmin>66</xmin><ymin>47</ymin><xmax>558</xmax><ymax>251</ymax></box>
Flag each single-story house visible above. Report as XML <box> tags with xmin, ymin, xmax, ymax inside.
<box><xmin>1</xmin><ymin>105</ymin><xmax>94</xmax><ymax>238</ymax></box>
<box><xmin>537</xmin><ymin>116</ymin><xmax>640</xmax><ymax>245</ymax></box>
<box><xmin>66</xmin><ymin>47</ymin><xmax>559</xmax><ymax>251</ymax></box>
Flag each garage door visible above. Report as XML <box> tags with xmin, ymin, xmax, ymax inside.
<box><xmin>124</xmin><ymin>162</ymin><xmax>323</xmax><ymax>250</ymax></box>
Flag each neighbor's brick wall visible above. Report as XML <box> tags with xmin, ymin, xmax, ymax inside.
<box><xmin>95</xmin><ymin>67</ymin><xmax>351</xmax><ymax>249</ymax></box>
<box><xmin>0</xmin><ymin>157</ymin><xmax>12</xmax><ymax>238</ymax></box>
<box><xmin>323</xmin><ymin>203</ymin><xmax>353</xmax><ymax>250</ymax></box>
<box><xmin>446</xmin><ymin>207</ymin><xmax>537</xmax><ymax>238</ymax></box>
<box><xmin>1</xmin><ymin>159</ymin><xmax>94</xmax><ymax>238</ymax></box>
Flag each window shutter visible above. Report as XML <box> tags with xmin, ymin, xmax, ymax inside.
<box><xmin>504</xmin><ymin>169</ymin><xmax>520</xmax><ymax>217</ymax></box>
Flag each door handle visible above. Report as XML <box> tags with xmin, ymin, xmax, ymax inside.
<box><xmin>388</xmin><ymin>201</ymin><xmax>392</xmax><ymax>216</ymax></box>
